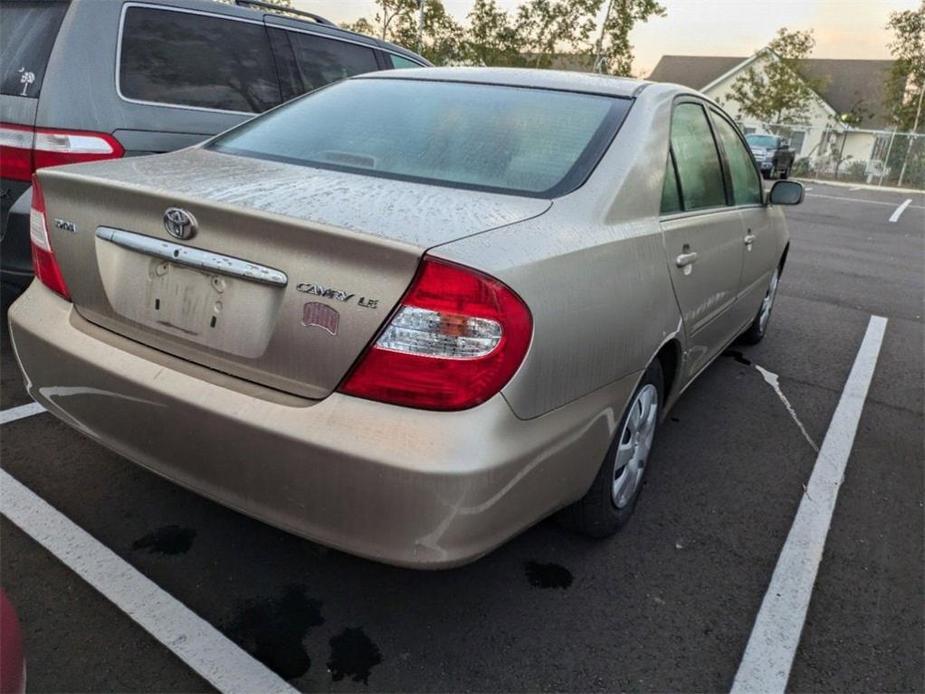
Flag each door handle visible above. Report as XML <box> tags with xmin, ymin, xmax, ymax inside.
<box><xmin>675</xmin><ymin>251</ymin><xmax>698</xmax><ymax>268</ymax></box>
<box><xmin>744</xmin><ymin>233</ymin><xmax>757</xmax><ymax>245</ymax></box>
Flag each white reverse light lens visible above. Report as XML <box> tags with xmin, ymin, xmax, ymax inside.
<box><xmin>376</xmin><ymin>305</ymin><xmax>502</xmax><ymax>359</ymax></box>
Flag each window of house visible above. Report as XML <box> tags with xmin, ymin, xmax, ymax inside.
<box><xmin>789</xmin><ymin>130</ymin><xmax>806</xmax><ymax>155</ymax></box>
<box><xmin>711</xmin><ymin>113</ymin><xmax>763</xmax><ymax>206</ymax></box>
<box><xmin>120</xmin><ymin>7</ymin><xmax>281</xmax><ymax>113</ymax></box>
<box><xmin>670</xmin><ymin>103</ymin><xmax>727</xmax><ymax>210</ymax></box>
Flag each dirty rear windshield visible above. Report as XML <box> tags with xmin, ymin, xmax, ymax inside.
<box><xmin>209</xmin><ymin>78</ymin><xmax>631</xmax><ymax>197</ymax></box>
<box><xmin>0</xmin><ymin>1</ymin><xmax>68</xmax><ymax>98</ymax></box>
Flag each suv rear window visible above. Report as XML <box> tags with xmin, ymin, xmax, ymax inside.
<box><xmin>119</xmin><ymin>7</ymin><xmax>281</xmax><ymax>113</ymax></box>
<box><xmin>0</xmin><ymin>1</ymin><xmax>68</xmax><ymax>98</ymax></box>
<box><xmin>209</xmin><ymin>78</ymin><xmax>630</xmax><ymax>197</ymax></box>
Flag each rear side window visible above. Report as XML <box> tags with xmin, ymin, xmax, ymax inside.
<box><xmin>285</xmin><ymin>31</ymin><xmax>380</xmax><ymax>93</ymax></box>
<box><xmin>119</xmin><ymin>7</ymin><xmax>281</xmax><ymax>113</ymax></box>
<box><xmin>711</xmin><ymin>112</ymin><xmax>763</xmax><ymax>206</ymax></box>
<box><xmin>0</xmin><ymin>1</ymin><xmax>68</xmax><ymax>98</ymax></box>
<box><xmin>669</xmin><ymin>103</ymin><xmax>726</xmax><ymax>211</ymax></box>
<box><xmin>389</xmin><ymin>55</ymin><xmax>423</xmax><ymax>69</ymax></box>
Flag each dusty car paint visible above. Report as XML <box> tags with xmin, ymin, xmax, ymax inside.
<box><xmin>9</xmin><ymin>68</ymin><xmax>790</xmax><ymax>567</ymax></box>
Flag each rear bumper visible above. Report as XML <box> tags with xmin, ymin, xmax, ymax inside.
<box><xmin>9</xmin><ymin>282</ymin><xmax>638</xmax><ymax>568</ymax></box>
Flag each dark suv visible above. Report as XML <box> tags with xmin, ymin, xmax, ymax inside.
<box><xmin>0</xmin><ymin>0</ymin><xmax>428</xmax><ymax>291</ymax></box>
<box><xmin>745</xmin><ymin>133</ymin><xmax>795</xmax><ymax>180</ymax></box>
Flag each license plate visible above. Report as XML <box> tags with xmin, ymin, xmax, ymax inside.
<box><xmin>149</xmin><ymin>262</ymin><xmax>223</xmax><ymax>337</ymax></box>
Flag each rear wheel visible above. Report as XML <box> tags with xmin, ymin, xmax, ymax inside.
<box><xmin>740</xmin><ymin>266</ymin><xmax>780</xmax><ymax>344</ymax></box>
<box><xmin>781</xmin><ymin>165</ymin><xmax>791</xmax><ymax>180</ymax></box>
<box><xmin>559</xmin><ymin>360</ymin><xmax>662</xmax><ymax>537</ymax></box>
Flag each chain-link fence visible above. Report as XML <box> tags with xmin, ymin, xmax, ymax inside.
<box><xmin>739</xmin><ymin>121</ymin><xmax>925</xmax><ymax>190</ymax></box>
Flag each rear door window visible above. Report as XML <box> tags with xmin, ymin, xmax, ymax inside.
<box><xmin>282</xmin><ymin>31</ymin><xmax>380</xmax><ymax>94</ymax></box>
<box><xmin>661</xmin><ymin>152</ymin><xmax>682</xmax><ymax>215</ymax></box>
<box><xmin>119</xmin><ymin>7</ymin><xmax>281</xmax><ymax>113</ymax></box>
<box><xmin>711</xmin><ymin>111</ymin><xmax>763</xmax><ymax>206</ymax></box>
<box><xmin>0</xmin><ymin>0</ymin><xmax>68</xmax><ymax>98</ymax></box>
<box><xmin>670</xmin><ymin>102</ymin><xmax>727</xmax><ymax>211</ymax></box>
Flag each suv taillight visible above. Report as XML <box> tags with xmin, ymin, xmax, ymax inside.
<box><xmin>29</xmin><ymin>175</ymin><xmax>71</xmax><ymax>300</ymax></box>
<box><xmin>339</xmin><ymin>257</ymin><xmax>532</xmax><ymax>411</ymax></box>
<box><xmin>0</xmin><ymin>123</ymin><xmax>124</xmax><ymax>182</ymax></box>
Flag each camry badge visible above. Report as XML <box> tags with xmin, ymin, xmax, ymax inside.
<box><xmin>163</xmin><ymin>207</ymin><xmax>197</xmax><ymax>240</ymax></box>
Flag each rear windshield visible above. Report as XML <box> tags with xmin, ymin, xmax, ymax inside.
<box><xmin>0</xmin><ymin>1</ymin><xmax>68</xmax><ymax>98</ymax></box>
<box><xmin>209</xmin><ymin>78</ymin><xmax>631</xmax><ymax>197</ymax></box>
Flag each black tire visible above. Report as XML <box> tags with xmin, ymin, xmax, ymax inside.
<box><xmin>740</xmin><ymin>266</ymin><xmax>780</xmax><ymax>345</ymax></box>
<box><xmin>558</xmin><ymin>360</ymin><xmax>663</xmax><ymax>538</ymax></box>
<box><xmin>780</xmin><ymin>166</ymin><xmax>790</xmax><ymax>180</ymax></box>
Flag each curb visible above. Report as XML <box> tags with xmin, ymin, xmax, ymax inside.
<box><xmin>796</xmin><ymin>178</ymin><xmax>924</xmax><ymax>195</ymax></box>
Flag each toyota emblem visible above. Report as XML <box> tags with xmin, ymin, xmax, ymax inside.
<box><xmin>163</xmin><ymin>207</ymin><xmax>197</xmax><ymax>240</ymax></box>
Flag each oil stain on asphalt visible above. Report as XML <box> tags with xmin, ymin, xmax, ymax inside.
<box><xmin>228</xmin><ymin>585</ymin><xmax>324</xmax><ymax>680</ymax></box>
<box><xmin>328</xmin><ymin>627</ymin><xmax>382</xmax><ymax>685</ymax></box>
<box><xmin>131</xmin><ymin>525</ymin><xmax>196</xmax><ymax>555</ymax></box>
<box><xmin>525</xmin><ymin>561</ymin><xmax>574</xmax><ymax>589</ymax></box>
<box><xmin>721</xmin><ymin>349</ymin><xmax>753</xmax><ymax>366</ymax></box>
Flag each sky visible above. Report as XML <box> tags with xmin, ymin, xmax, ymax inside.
<box><xmin>291</xmin><ymin>0</ymin><xmax>918</xmax><ymax>76</ymax></box>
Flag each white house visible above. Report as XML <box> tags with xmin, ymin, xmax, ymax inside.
<box><xmin>648</xmin><ymin>52</ymin><xmax>896</xmax><ymax>177</ymax></box>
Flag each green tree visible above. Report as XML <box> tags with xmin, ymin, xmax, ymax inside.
<box><xmin>391</xmin><ymin>0</ymin><xmax>465</xmax><ymax>64</ymax></box>
<box><xmin>592</xmin><ymin>0</ymin><xmax>665</xmax><ymax>76</ymax></box>
<box><xmin>513</xmin><ymin>0</ymin><xmax>601</xmax><ymax>68</ymax></box>
<box><xmin>884</xmin><ymin>1</ymin><xmax>924</xmax><ymax>187</ymax></box>
<box><xmin>343</xmin><ymin>0</ymin><xmax>463</xmax><ymax>65</ymax></box>
<box><xmin>728</xmin><ymin>28</ymin><xmax>824</xmax><ymax>131</ymax></box>
<box><xmin>462</xmin><ymin>0</ymin><xmax>522</xmax><ymax>67</ymax></box>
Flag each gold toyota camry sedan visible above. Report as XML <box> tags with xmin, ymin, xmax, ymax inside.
<box><xmin>9</xmin><ymin>68</ymin><xmax>803</xmax><ymax>567</ymax></box>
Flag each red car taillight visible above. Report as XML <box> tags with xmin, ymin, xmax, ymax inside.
<box><xmin>0</xmin><ymin>123</ymin><xmax>124</xmax><ymax>182</ymax></box>
<box><xmin>339</xmin><ymin>257</ymin><xmax>532</xmax><ymax>411</ymax></box>
<box><xmin>30</xmin><ymin>175</ymin><xmax>71</xmax><ymax>300</ymax></box>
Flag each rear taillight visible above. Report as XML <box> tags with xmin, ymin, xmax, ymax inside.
<box><xmin>0</xmin><ymin>123</ymin><xmax>123</xmax><ymax>182</ymax></box>
<box><xmin>339</xmin><ymin>257</ymin><xmax>532</xmax><ymax>411</ymax></box>
<box><xmin>29</xmin><ymin>175</ymin><xmax>71</xmax><ymax>300</ymax></box>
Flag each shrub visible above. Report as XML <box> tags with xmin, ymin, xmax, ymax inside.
<box><xmin>792</xmin><ymin>157</ymin><xmax>815</xmax><ymax>177</ymax></box>
<box><xmin>844</xmin><ymin>160</ymin><xmax>868</xmax><ymax>182</ymax></box>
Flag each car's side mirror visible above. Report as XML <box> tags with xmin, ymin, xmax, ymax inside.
<box><xmin>769</xmin><ymin>180</ymin><xmax>804</xmax><ymax>205</ymax></box>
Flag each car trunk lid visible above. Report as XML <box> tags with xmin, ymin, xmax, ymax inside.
<box><xmin>36</xmin><ymin>149</ymin><xmax>550</xmax><ymax>398</ymax></box>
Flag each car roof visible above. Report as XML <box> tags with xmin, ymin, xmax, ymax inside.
<box><xmin>142</xmin><ymin>0</ymin><xmax>428</xmax><ymax>64</ymax></box>
<box><xmin>360</xmin><ymin>67</ymin><xmax>650</xmax><ymax>97</ymax></box>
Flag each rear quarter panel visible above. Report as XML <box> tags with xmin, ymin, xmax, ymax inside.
<box><xmin>434</xmin><ymin>85</ymin><xmax>683</xmax><ymax>420</ymax></box>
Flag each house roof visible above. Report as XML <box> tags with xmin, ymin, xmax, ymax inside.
<box><xmin>648</xmin><ymin>55</ymin><xmax>895</xmax><ymax>129</ymax></box>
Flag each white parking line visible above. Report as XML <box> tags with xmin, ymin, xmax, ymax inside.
<box><xmin>889</xmin><ymin>198</ymin><xmax>912</xmax><ymax>223</ymax></box>
<box><xmin>0</xmin><ymin>469</ymin><xmax>298</xmax><ymax>694</ymax></box>
<box><xmin>806</xmin><ymin>192</ymin><xmax>925</xmax><ymax>213</ymax></box>
<box><xmin>806</xmin><ymin>193</ymin><xmax>896</xmax><ymax>207</ymax></box>
<box><xmin>731</xmin><ymin>315</ymin><xmax>888</xmax><ymax>694</ymax></box>
<box><xmin>0</xmin><ymin>402</ymin><xmax>46</xmax><ymax>425</ymax></box>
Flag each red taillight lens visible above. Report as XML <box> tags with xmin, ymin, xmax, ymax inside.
<box><xmin>339</xmin><ymin>257</ymin><xmax>532</xmax><ymax>411</ymax></box>
<box><xmin>0</xmin><ymin>123</ymin><xmax>123</xmax><ymax>181</ymax></box>
<box><xmin>0</xmin><ymin>124</ymin><xmax>35</xmax><ymax>181</ymax></box>
<box><xmin>29</xmin><ymin>175</ymin><xmax>71</xmax><ymax>300</ymax></box>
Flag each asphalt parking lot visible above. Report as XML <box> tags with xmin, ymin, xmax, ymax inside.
<box><xmin>1</xmin><ymin>181</ymin><xmax>923</xmax><ymax>693</ymax></box>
